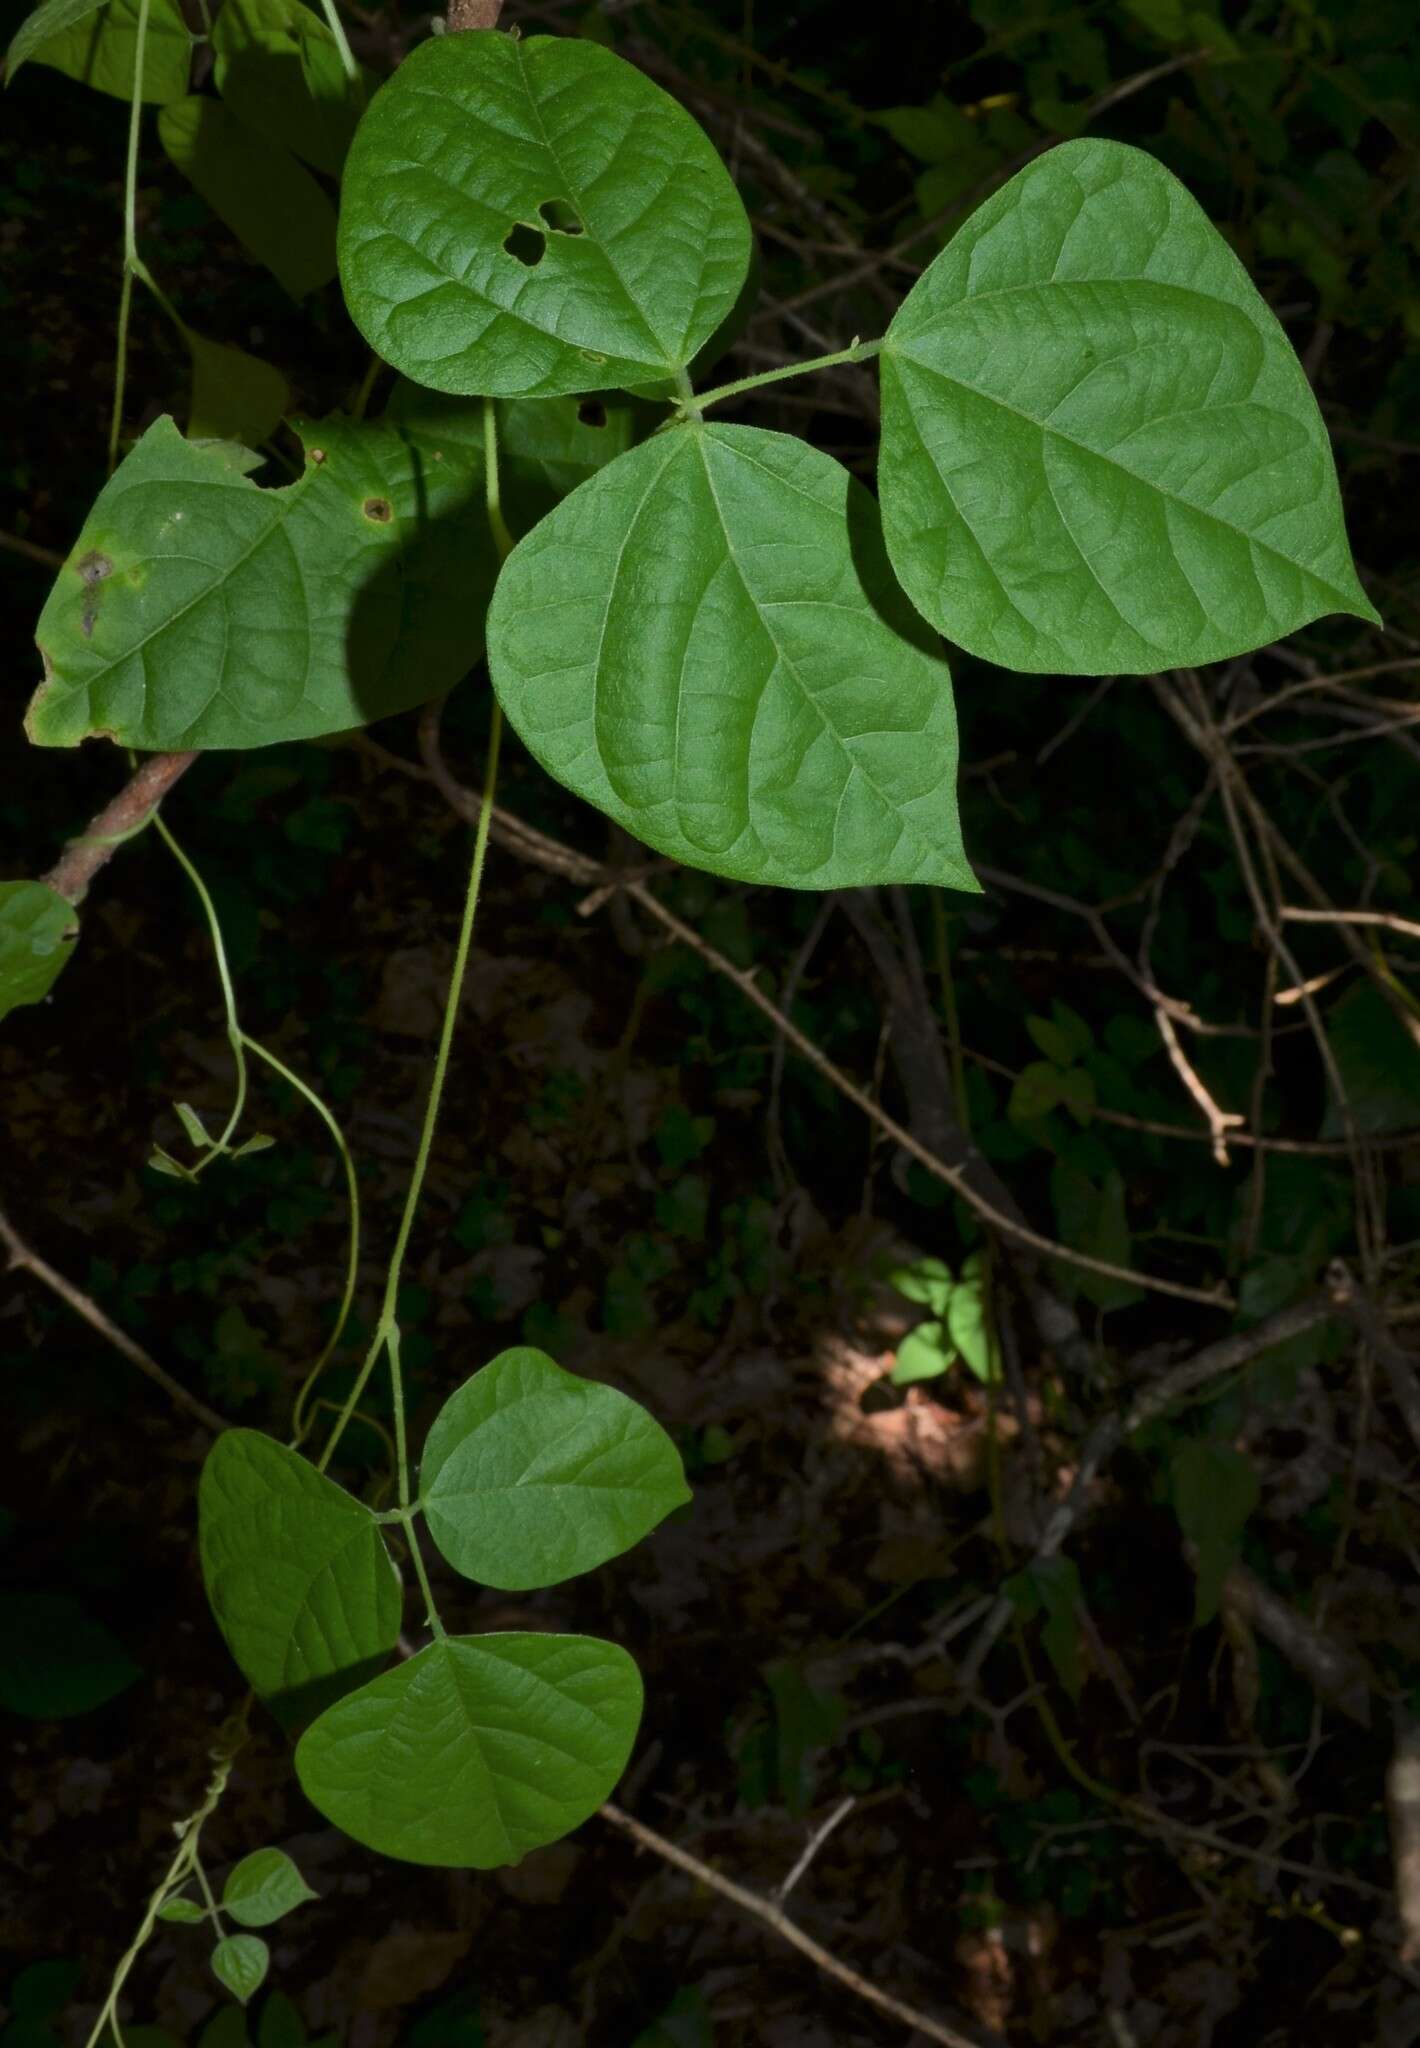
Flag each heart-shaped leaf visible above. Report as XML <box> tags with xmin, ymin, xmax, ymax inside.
<box><xmin>8</xmin><ymin>0</ymin><xmax>192</xmax><ymax>102</ymax></box>
<box><xmin>221</xmin><ymin>1847</ymin><xmax>318</xmax><ymax>1927</ymax></box>
<box><xmin>294</xmin><ymin>1632</ymin><xmax>642</xmax><ymax>1867</ymax></box>
<box><xmin>199</xmin><ymin>1429</ymin><xmax>401</xmax><ymax>1725</ymax></box>
<box><xmin>487</xmin><ymin>421</ymin><xmax>975</xmax><ymax>891</ymax></box>
<box><xmin>211</xmin><ymin>1933</ymin><xmax>269</xmax><ymax>2004</ymax></box>
<box><xmin>184</xmin><ymin>329</ymin><xmax>289</xmax><ymax>447</ymax></box>
<box><xmin>0</xmin><ymin>881</ymin><xmax>79</xmax><ymax>1024</ymax></box>
<box><xmin>878</xmin><ymin>138</ymin><xmax>1378</xmax><ymax>673</ymax></box>
<box><xmin>27</xmin><ymin>409</ymin><xmax>501</xmax><ymax>751</ymax></box>
<box><xmin>419</xmin><ymin>1348</ymin><xmax>691</xmax><ymax>1590</ymax></box>
<box><xmin>338</xmin><ymin>31</ymin><xmax>752</xmax><ymax>396</ymax></box>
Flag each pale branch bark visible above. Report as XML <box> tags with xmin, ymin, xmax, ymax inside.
<box><xmin>0</xmin><ymin>1207</ymin><xmax>228</xmax><ymax>1435</ymax></box>
<box><xmin>42</xmin><ymin>750</ymin><xmax>198</xmax><ymax>905</ymax></box>
<box><xmin>599</xmin><ymin>1801</ymin><xmax>990</xmax><ymax>2048</ymax></box>
<box><xmin>1221</xmin><ymin>1561</ymin><xmax>1374</xmax><ymax>1728</ymax></box>
<box><xmin>1389</xmin><ymin>1711</ymin><xmax>1420</xmax><ymax>1965</ymax></box>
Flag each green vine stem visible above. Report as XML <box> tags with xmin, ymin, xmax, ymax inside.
<box><xmin>316</xmin><ymin>397</ymin><xmax>512</xmax><ymax>1523</ymax></box>
<box><xmin>151</xmin><ymin>811</ymin><xmax>250</xmax><ymax>1162</ymax></box>
<box><xmin>688</xmin><ymin>337</ymin><xmax>882</xmax><ymax>415</ymax></box>
<box><xmin>82</xmin><ymin>1711</ymin><xmax>248</xmax><ymax>2048</ymax></box>
<box><xmin>108</xmin><ymin>0</ymin><xmax>151</xmax><ymax>473</ymax></box>
<box><xmin>316</xmin><ymin>0</ymin><xmax>359</xmax><ymax>84</ymax></box>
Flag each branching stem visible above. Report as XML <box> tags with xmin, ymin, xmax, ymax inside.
<box><xmin>689</xmin><ymin>337</ymin><xmax>883</xmax><ymax>415</ymax></box>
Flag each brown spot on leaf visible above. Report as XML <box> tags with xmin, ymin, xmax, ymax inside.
<box><xmin>76</xmin><ymin>549</ymin><xmax>113</xmax><ymax>638</ymax></box>
<box><xmin>362</xmin><ymin>496</ymin><xmax>394</xmax><ymax>524</ymax></box>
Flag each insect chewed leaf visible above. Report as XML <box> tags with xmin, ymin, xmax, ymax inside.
<box><xmin>7</xmin><ymin>0</ymin><xmax>192</xmax><ymax>102</ymax></box>
<box><xmin>338</xmin><ymin>31</ymin><xmax>752</xmax><ymax>396</ymax></box>
<box><xmin>294</xmin><ymin>1632</ymin><xmax>642</xmax><ymax>1867</ymax></box>
<box><xmin>487</xmin><ymin>422</ymin><xmax>975</xmax><ymax>892</ymax></box>
<box><xmin>199</xmin><ymin>1430</ymin><xmax>401</xmax><ymax>1727</ymax></box>
<box><xmin>419</xmin><ymin>1348</ymin><xmax>691</xmax><ymax>1590</ymax></box>
<box><xmin>0</xmin><ymin>881</ymin><xmax>79</xmax><ymax>1024</ymax></box>
<box><xmin>27</xmin><ymin>412</ymin><xmax>500</xmax><ymax>751</ymax></box>
<box><xmin>878</xmin><ymin>138</ymin><xmax>1379</xmax><ymax>673</ymax></box>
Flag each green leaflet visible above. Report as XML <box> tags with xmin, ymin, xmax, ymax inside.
<box><xmin>1171</xmin><ymin>1439</ymin><xmax>1259</xmax><ymax>1626</ymax></box>
<box><xmin>7</xmin><ymin>0</ymin><xmax>192</xmax><ymax>101</ymax></box>
<box><xmin>158</xmin><ymin>97</ymin><xmax>337</xmax><ymax>302</ymax></box>
<box><xmin>487</xmin><ymin>421</ymin><xmax>976</xmax><ymax>892</ymax></box>
<box><xmin>338</xmin><ymin>31</ymin><xmax>752</xmax><ymax>397</ymax></box>
<box><xmin>185</xmin><ymin>330</ymin><xmax>289</xmax><ymax>447</ymax></box>
<box><xmin>210</xmin><ymin>1934</ymin><xmax>269</xmax><ymax>2004</ymax></box>
<box><xmin>1320</xmin><ymin>981</ymin><xmax>1420</xmax><ymax>1138</ymax></box>
<box><xmin>213</xmin><ymin>0</ymin><xmax>366</xmax><ymax>181</ymax></box>
<box><xmin>878</xmin><ymin>138</ymin><xmax>1379</xmax><ymax>673</ymax></box>
<box><xmin>419</xmin><ymin>1348</ymin><xmax>691</xmax><ymax>1590</ymax></box>
<box><xmin>198</xmin><ymin>1429</ymin><xmax>401</xmax><ymax>1726</ymax></box>
<box><xmin>221</xmin><ymin>1848</ymin><xmax>317</xmax><ymax>1928</ymax></box>
<box><xmin>294</xmin><ymin>1632</ymin><xmax>642</xmax><ymax>1867</ymax></box>
<box><xmin>0</xmin><ymin>881</ymin><xmax>79</xmax><ymax>1024</ymax></box>
<box><xmin>27</xmin><ymin>411</ymin><xmax>500</xmax><ymax>751</ymax></box>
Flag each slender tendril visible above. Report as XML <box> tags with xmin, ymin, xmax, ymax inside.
<box><xmin>151</xmin><ymin>812</ymin><xmax>250</xmax><ymax>1160</ymax></box>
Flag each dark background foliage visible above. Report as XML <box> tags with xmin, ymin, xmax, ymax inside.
<box><xmin>3</xmin><ymin>1</ymin><xmax>1420</xmax><ymax>2043</ymax></box>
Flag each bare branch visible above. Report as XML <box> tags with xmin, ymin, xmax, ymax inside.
<box><xmin>42</xmin><ymin>750</ymin><xmax>198</xmax><ymax>905</ymax></box>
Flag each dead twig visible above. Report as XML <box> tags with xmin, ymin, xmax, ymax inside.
<box><xmin>599</xmin><ymin>1801</ymin><xmax>987</xmax><ymax>2048</ymax></box>
<box><xmin>0</xmin><ymin>1207</ymin><xmax>228</xmax><ymax>1435</ymax></box>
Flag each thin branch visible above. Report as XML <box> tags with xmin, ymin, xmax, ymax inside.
<box><xmin>394</xmin><ymin>729</ymin><xmax>1230</xmax><ymax>1310</ymax></box>
<box><xmin>0</xmin><ymin>1207</ymin><xmax>228</xmax><ymax>1435</ymax></box>
<box><xmin>43</xmin><ymin>750</ymin><xmax>198</xmax><ymax>905</ymax></box>
<box><xmin>0</xmin><ymin>529</ymin><xmax>64</xmax><ymax>570</ymax></box>
<box><xmin>599</xmin><ymin>1801</ymin><xmax>987</xmax><ymax>2048</ymax></box>
<box><xmin>1282</xmin><ymin>906</ymin><xmax>1420</xmax><ymax>944</ymax></box>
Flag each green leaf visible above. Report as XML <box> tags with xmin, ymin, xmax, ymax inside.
<box><xmin>888</xmin><ymin>1256</ymin><xmax>953</xmax><ymax>1313</ymax></box>
<box><xmin>1009</xmin><ymin>1060</ymin><xmax>1063</xmax><ymax>1123</ymax></box>
<box><xmin>1050</xmin><ymin>1161</ymin><xmax>1142</xmax><ymax>1311</ymax></box>
<box><xmin>211</xmin><ymin>1933</ymin><xmax>270</xmax><ymax>2005</ymax></box>
<box><xmin>1008</xmin><ymin>1555</ymin><xmax>1084</xmax><ymax>1699</ymax></box>
<box><xmin>385</xmin><ymin>381</ymin><xmax>641</xmax><ymax>544</ymax></box>
<box><xmin>197</xmin><ymin>2008</ymin><xmax>249</xmax><ymax>2048</ymax></box>
<box><xmin>947</xmin><ymin>1265</ymin><xmax>1000</xmax><ymax>1383</ymax></box>
<box><xmin>156</xmin><ymin>1894</ymin><xmax>207</xmax><ymax>1924</ymax></box>
<box><xmin>419</xmin><ymin>1348</ymin><xmax>691</xmax><ymax>1591</ymax></box>
<box><xmin>294</xmin><ymin>1632</ymin><xmax>643</xmax><ymax>1867</ymax></box>
<box><xmin>198</xmin><ymin>1428</ymin><xmax>401</xmax><ymax>1725</ymax></box>
<box><xmin>878</xmin><ymin>138</ymin><xmax>1379</xmax><ymax>673</ymax></box>
<box><xmin>0</xmin><ymin>1591</ymin><xmax>140</xmax><ymax>1717</ymax></box>
<box><xmin>256</xmin><ymin>1993</ymin><xmax>306</xmax><ymax>2048</ymax></box>
<box><xmin>891</xmin><ymin>1318</ymin><xmax>954</xmax><ymax>1384</ymax></box>
<box><xmin>10</xmin><ymin>0</ymin><xmax>192</xmax><ymax>102</ymax></box>
<box><xmin>27</xmin><ymin>409</ymin><xmax>500</xmax><ymax>751</ymax></box>
<box><xmin>1171</xmin><ymin>1439</ymin><xmax>1258</xmax><ymax>1626</ymax></box>
<box><xmin>487</xmin><ymin>422</ymin><xmax>974</xmax><ymax>891</ymax></box>
<box><xmin>338</xmin><ymin>30</ymin><xmax>752</xmax><ymax>396</ymax></box>
<box><xmin>1320</xmin><ymin>981</ymin><xmax>1420</xmax><ymax>1138</ymax></box>
<box><xmin>185</xmin><ymin>330</ymin><xmax>289</xmax><ymax>449</ymax></box>
<box><xmin>158</xmin><ymin>97</ymin><xmax>336</xmax><ymax>301</ymax></box>
<box><xmin>213</xmin><ymin>0</ymin><xmax>366</xmax><ymax>180</ymax></box>
<box><xmin>1055</xmin><ymin>1064</ymin><xmax>1096</xmax><ymax>1125</ymax></box>
<box><xmin>0</xmin><ymin>881</ymin><xmax>79</xmax><ymax>1023</ymax></box>
<box><xmin>222</xmin><ymin>1848</ymin><xmax>317</xmax><ymax>1928</ymax></box>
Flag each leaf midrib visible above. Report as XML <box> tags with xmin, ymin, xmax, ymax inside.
<box><xmin>884</xmin><ymin>340</ymin><xmax>1354</xmax><ymax>606</ymax></box>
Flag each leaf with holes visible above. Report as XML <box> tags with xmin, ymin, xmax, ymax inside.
<box><xmin>199</xmin><ymin>1429</ymin><xmax>401</xmax><ymax>1727</ymax></box>
<box><xmin>878</xmin><ymin>138</ymin><xmax>1378</xmax><ymax>673</ymax></box>
<box><xmin>338</xmin><ymin>31</ymin><xmax>751</xmax><ymax>397</ymax></box>
<box><xmin>294</xmin><ymin>1632</ymin><xmax>642</xmax><ymax>1867</ymax></box>
<box><xmin>8</xmin><ymin>0</ymin><xmax>192</xmax><ymax>100</ymax></box>
<box><xmin>27</xmin><ymin>409</ymin><xmax>501</xmax><ymax>750</ymax></box>
<box><xmin>419</xmin><ymin>1348</ymin><xmax>691</xmax><ymax>1591</ymax></box>
<box><xmin>159</xmin><ymin>97</ymin><xmax>337</xmax><ymax>301</ymax></box>
<box><xmin>487</xmin><ymin>422</ymin><xmax>974</xmax><ymax>891</ymax></box>
<box><xmin>0</xmin><ymin>881</ymin><xmax>79</xmax><ymax>1024</ymax></box>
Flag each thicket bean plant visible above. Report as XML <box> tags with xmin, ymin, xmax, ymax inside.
<box><xmin>1</xmin><ymin>2</ymin><xmax>1374</xmax><ymax>2025</ymax></box>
